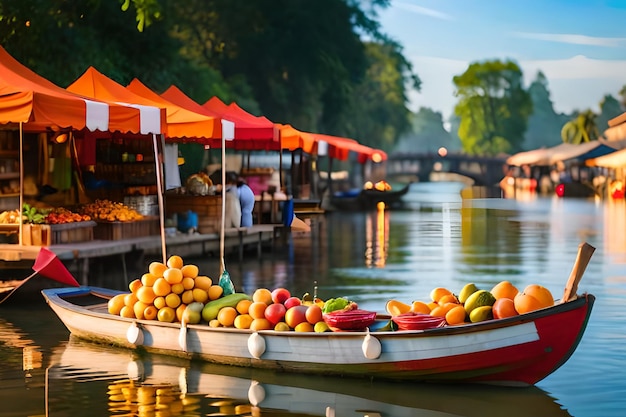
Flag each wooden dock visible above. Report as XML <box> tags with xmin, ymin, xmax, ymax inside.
<box><xmin>0</xmin><ymin>224</ymin><xmax>284</xmax><ymax>285</ymax></box>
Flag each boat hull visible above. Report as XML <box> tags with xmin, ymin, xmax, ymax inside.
<box><xmin>331</xmin><ymin>183</ymin><xmax>411</xmax><ymax>210</ymax></box>
<box><xmin>42</xmin><ymin>286</ymin><xmax>594</xmax><ymax>386</ymax></box>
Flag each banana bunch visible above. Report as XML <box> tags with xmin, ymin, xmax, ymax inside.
<box><xmin>0</xmin><ymin>209</ymin><xmax>22</xmax><ymax>224</ymax></box>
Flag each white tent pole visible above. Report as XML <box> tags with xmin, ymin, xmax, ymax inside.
<box><xmin>18</xmin><ymin>122</ymin><xmax>23</xmax><ymax>246</ymax></box>
<box><xmin>220</xmin><ymin>135</ymin><xmax>226</xmax><ymax>275</ymax></box>
<box><xmin>153</xmin><ymin>133</ymin><xmax>167</xmax><ymax>264</ymax></box>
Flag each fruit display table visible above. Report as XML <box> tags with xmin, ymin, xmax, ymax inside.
<box><xmin>22</xmin><ymin>221</ymin><xmax>97</xmax><ymax>246</ymax></box>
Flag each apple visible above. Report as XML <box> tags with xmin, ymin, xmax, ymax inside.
<box><xmin>271</xmin><ymin>287</ymin><xmax>291</xmax><ymax>304</ymax></box>
<box><xmin>284</xmin><ymin>296</ymin><xmax>302</xmax><ymax>310</ymax></box>
<box><xmin>264</xmin><ymin>303</ymin><xmax>287</xmax><ymax>326</ymax></box>
<box><xmin>182</xmin><ymin>307</ymin><xmax>202</xmax><ymax>324</ymax></box>
<box><xmin>284</xmin><ymin>305</ymin><xmax>308</xmax><ymax>329</ymax></box>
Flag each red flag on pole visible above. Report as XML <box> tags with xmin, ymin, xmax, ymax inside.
<box><xmin>32</xmin><ymin>247</ymin><xmax>80</xmax><ymax>287</ymax></box>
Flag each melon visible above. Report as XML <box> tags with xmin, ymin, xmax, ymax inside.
<box><xmin>464</xmin><ymin>290</ymin><xmax>496</xmax><ymax>315</ymax></box>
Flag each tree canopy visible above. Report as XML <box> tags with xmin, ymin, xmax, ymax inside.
<box><xmin>0</xmin><ymin>0</ymin><xmax>418</xmax><ymax>151</ymax></box>
<box><xmin>453</xmin><ymin>59</ymin><xmax>532</xmax><ymax>155</ymax></box>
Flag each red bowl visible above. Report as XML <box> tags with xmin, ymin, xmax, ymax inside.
<box><xmin>323</xmin><ymin>309</ymin><xmax>377</xmax><ymax>331</ymax></box>
<box><xmin>391</xmin><ymin>312</ymin><xmax>446</xmax><ymax>331</ymax></box>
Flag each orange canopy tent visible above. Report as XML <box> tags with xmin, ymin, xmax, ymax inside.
<box><xmin>202</xmin><ymin>97</ymin><xmax>279</xmax><ymax>150</ymax></box>
<box><xmin>0</xmin><ymin>46</ymin><xmax>151</xmax><ymax>134</ymax></box>
<box><xmin>276</xmin><ymin>124</ymin><xmax>316</xmax><ymax>153</ymax></box>
<box><xmin>312</xmin><ymin>133</ymin><xmax>387</xmax><ymax>164</ymax></box>
<box><xmin>126</xmin><ymin>79</ymin><xmax>228</xmax><ymax>143</ymax></box>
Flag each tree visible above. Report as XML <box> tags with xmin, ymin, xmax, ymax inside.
<box><xmin>524</xmin><ymin>71</ymin><xmax>569</xmax><ymax>150</ymax></box>
<box><xmin>453</xmin><ymin>59</ymin><xmax>532</xmax><ymax>155</ymax></box>
<box><xmin>394</xmin><ymin>107</ymin><xmax>460</xmax><ymax>153</ymax></box>
<box><xmin>561</xmin><ymin>110</ymin><xmax>600</xmax><ymax>144</ymax></box>
<box><xmin>597</xmin><ymin>94</ymin><xmax>623</xmax><ymax>134</ymax></box>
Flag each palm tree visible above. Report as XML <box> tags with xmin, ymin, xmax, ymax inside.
<box><xmin>561</xmin><ymin>110</ymin><xmax>600</xmax><ymax>144</ymax></box>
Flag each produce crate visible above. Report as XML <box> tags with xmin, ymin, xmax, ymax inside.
<box><xmin>165</xmin><ymin>194</ymin><xmax>222</xmax><ymax>234</ymax></box>
<box><xmin>22</xmin><ymin>221</ymin><xmax>96</xmax><ymax>246</ymax></box>
<box><xmin>94</xmin><ymin>217</ymin><xmax>159</xmax><ymax>240</ymax></box>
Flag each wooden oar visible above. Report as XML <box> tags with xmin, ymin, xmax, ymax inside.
<box><xmin>561</xmin><ymin>242</ymin><xmax>596</xmax><ymax>303</ymax></box>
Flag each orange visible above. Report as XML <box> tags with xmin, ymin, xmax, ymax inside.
<box><xmin>513</xmin><ymin>293</ymin><xmax>544</xmax><ymax>315</ymax></box>
<box><xmin>217</xmin><ymin>306</ymin><xmax>238</xmax><ymax>327</ymax></box>
<box><xmin>129</xmin><ymin>279</ymin><xmax>143</xmax><ymax>293</ymax></box>
<box><xmin>385</xmin><ymin>300</ymin><xmax>412</xmax><ymax>316</ymax></box>
<box><xmin>107</xmin><ymin>294</ymin><xmax>127</xmax><ymax>315</ymax></box>
<box><xmin>250</xmin><ymin>318</ymin><xmax>273</xmax><ymax>331</ymax></box>
<box><xmin>522</xmin><ymin>284</ymin><xmax>554</xmax><ymax>308</ymax></box>
<box><xmin>430</xmin><ymin>287</ymin><xmax>453</xmax><ymax>303</ymax></box>
<box><xmin>208</xmin><ymin>319</ymin><xmax>221</xmax><ymax>327</ymax></box>
<box><xmin>165</xmin><ymin>293</ymin><xmax>181</xmax><ymax>309</ymax></box>
<box><xmin>208</xmin><ymin>285</ymin><xmax>224</xmax><ymax>300</ymax></box>
<box><xmin>136</xmin><ymin>286</ymin><xmax>156</xmax><ymax>305</ymax></box>
<box><xmin>120</xmin><ymin>305</ymin><xmax>135</xmax><ymax>318</ymax></box>
<box><xmin>148</xmin><ymin>261</ymin><xmax>167</xmax><ymax>278</ymax></box>
<box><xmin>143</xmin><ymin>305</ymin><xmax>158</xmax><ymax>320</ymax></box>
<box><xmin>141</xmin><ymin>273</ymin><xmax>158</xmax><ymax>287</ymax></box>
<box><xmin>192</xmin><ymin>288</ymin><xmax>209</xmax><ymax>303</ymax></box>
<box><xmin>295</xmin><ymin>322</ymin><xmax>314</xmax><ymax>332</ymax></box>
<box><xmin>153</xmin><ymin>278</ymin><xmax>172</xmax><ymax>297</ymax></box>
<box><xmin>438</xmin><ymin>294</ymin><xmax>459</xmax><ymax>306</ymax></box>
<box><xmin>181</xmin><ymin>289</ymin><xmax>195</xmax><ymax>305</ymax></box>
<box><xmin>252</xmin><ymin>288</ymin><xmax>273</xmax><ymax>305</ymax></box>
<box><xmin>181</xmin><ymin>264</ymin><xmax>199</xmax><ymax>278</ymax></box>
<box><xmin>124</xmin><ymin>293</ymin><xmax>138</xmax><ymax>307</ymax></box>
<box><xmin>410</xmin><ymin>301</ymin><xmax>431</xmax><ymax>314</ymax></box>
<box><xmin>427</xmin><ymin>301</ymin><xmax>439</xmax><ymax>311</ymax></box>
<box><xmin>248</xmin><ymin>301</ymin><xmax>268</xmax><ymax>319</ymax></box>
<box><xmin>176</xmin><ymin>304</ymin><xmax>187</xmax><ymax>322</ymax></box>
<box><xmin>234</xmin><ymin>313</ymin><xmax>253</xmax><ymax>329</ymax></box>
<box><xmin>166</xmin><ymin>255</ymin><xmax>184</xmax><ymax>269</ymax></box>
<box><xmin>163</xmin><ymin>268</ymin><xmax>183</xmax><ymax>285</ymax></box>
<box><xmin>445</xmin><ymin>305</ymin><xmax>467</xmax><ymax>325</ymax></box>
<box><xmin>491</xmin><ymin>281</ymin><xmax>520</xmax><ymax>300</ymax></box>
<box><xmin>236</xmin><ymin>299</ymin><xmax>253</xmax><ymax>315</ymax></box>
<box><xmin>170</xmin><ymin>283</ymin><xmax>185</xmax><ymax>295</ymax></box>
<box><xmin>305</xmin><ymin>305</ymin><xmax>323</xmax><ymax>325</ymax></box>
<box><xmin>182</xmin><ymin>277</ymin><xmax>195</xmax><ymax>290</ymax></box>
<box><xmin>157</xmin><ymin>306</ymin><xmax>176</xmax><ymax>323</ymax></box>
<box><xmin>193</xmin><ymin>276</ymin><xmax>212</xmax><ymax>290</ymax></box>
<box><xmin>153</xmin><ymin>296</ymin><xmax>166</xmax><ymax>310</ymax></box>
<box><xmin>431</xmin><ymin>303</ymin><xmax>457</xmax><ymax>317</ymax></box>
<box><xmin>133</xmin><ymin>301</ymin><xmax>149</xmax><ymax>320</ymax></box>
<box><xmin>492</xmin><ymin>298</ymin><xmax>519</xmax><ymax>319</ymax></box>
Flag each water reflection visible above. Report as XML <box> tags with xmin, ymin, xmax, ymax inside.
<box><xmin>365</xmin><ymin>203</ymin><xmax>389</xmax><ymax>268</ymax></box>
<box><xmin>46</xmin><ymin>338</ymin><xmax>572</xmax><ymax>417</ymax></box>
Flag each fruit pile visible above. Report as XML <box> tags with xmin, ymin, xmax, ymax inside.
<box><xmin>107</xmin><ymin>255</ymin><xmax>227</xmax><ymax>324</ymax></box>
<box><xmin>0</xmin><ymin>209</ymin><xmax>21</xmax><ymax>224</ymax></box>
<box><xmin>107</xmin><ymin>255</ymin><xmax>345</xmax><ymax>332</ymax></box>
<box><xmin>42</xmin><ymin>207</ymin><xmax>91</xmax><ymax>224</ymax></box>
<box><xmin>80</xmin><ymin>199</ymin><xmax>143</xmax><ymax>222</ymax></box>
<box><xmin>385</xmin><ymin>281</ymin><xmax>555</xmax><ymax>327</ymax></box>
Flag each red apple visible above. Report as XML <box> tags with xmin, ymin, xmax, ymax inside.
<box><xmin>264</xmin><ymin>303</ymin><xmax>287</xmax><ymax>326</ymax></box>
<box><xmin>271</xmin><ymin>287</ymin><xmax>291</xmax><ymax>304</ymax></box>
<box><xmin>284</xmin><ymin>305</ymin><xmax>308</xmax><ymax>329</ymax></box>
<box><xmin>284</xmin><ymin>296</ymin><xmax>302</xmax><ymax>310</ymax></box>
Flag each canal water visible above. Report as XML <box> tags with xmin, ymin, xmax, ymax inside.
<box><xmin>1</xmin><ymin>182</ymin><xmax>625</xmax><ymax>416</ymax></box>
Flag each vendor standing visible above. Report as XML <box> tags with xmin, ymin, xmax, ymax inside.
<box><xmin>227</xmin><ymin>171</ymin><xmax>255</xmax><ymax>227</ymax></box>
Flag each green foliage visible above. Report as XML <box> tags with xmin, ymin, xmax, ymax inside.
<box><xmin>561</xmin><ymin>110</ymin><xmax>600</xmax><ymax>144</ymax></box>
<box><xmin>597</xmin><ymin>94</ymin><xmax>623</xmax><ymax>133</ymax></box>
<box><xmin>394</xmin><ymin>107</ymin><xmax>460</xmax><ymax>153</ymax></box>
<box><xmin>453</xmin><ymin>59</ymin><xmax>533</xmax><ymax>155</ymax></box>
<box><xmin>523</xmin><ymin>71</ymin><xmax>569</xmax><ymax>150</ymax></box>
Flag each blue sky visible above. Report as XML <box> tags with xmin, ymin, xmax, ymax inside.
<box><xmin>378</xmin><ymin>0</ymin><xmax>626</xmax><ymax>122</ymax></box>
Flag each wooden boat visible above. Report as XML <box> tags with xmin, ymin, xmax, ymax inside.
<box><xmin>330</xmin><ymin>182</ymin><xmax>412</xmax><ymax>211</ymax></box>
<box><xmin>41</xmin><ymin>243</ymin><xmax>596</xmax><ymax>386</ymax></box>
<box><xmin>45</xmin><ymin>337</ymin><xmax>573</xmax><ymax>417</ymax></box>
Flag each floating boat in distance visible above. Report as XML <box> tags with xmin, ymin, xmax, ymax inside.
<box><xmin>330</xmin><ymin>182</ymin><xmax>412</xmax><ymax>211</ymax></box>
<box><xmin>41</xmin><ymin>243</ymin><xmax>596</xmax><ymax>387</ymax></box>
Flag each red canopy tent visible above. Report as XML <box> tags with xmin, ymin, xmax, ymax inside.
<box><xmin>202</xmin><ymin>96</ymin><xmax>279</xmax><ymax>151</ymax></box>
